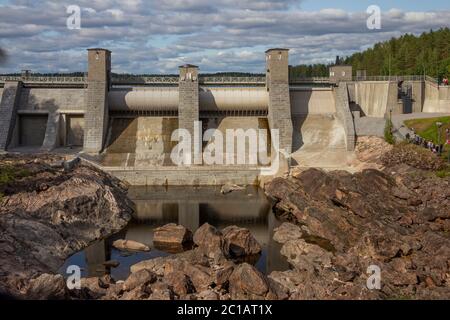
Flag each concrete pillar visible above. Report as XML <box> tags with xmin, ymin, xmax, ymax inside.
<box><xmin>411</xmin><ymin>81</ymin><xmax>424</xmax><ymax>113</ymax></box>
<box><xmin>83</xmin><ymin>48</ymin><xmax>111</xmax><ymax>154</ymax></box>
<box><xmin>0</xmin><ymin>81</ymin><xmax>22</xmax><ymax>151</ymax></box>
<box><xmin>265</xmin><ymin>49</ymin><xmax>293</xmax><ymax>163</ymax></box>
<box><xmin>178</xmin><ymin>64</ymin><xmax>200</xmax><ymax>164</ymax></box>
<box><xmin>42</xmin><ymin>112</ymin><xmax>60</xmax><ymax>151</ymax></box>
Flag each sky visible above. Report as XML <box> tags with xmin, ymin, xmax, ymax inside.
<box><xmin>0</xmin><ymin>0</ymin><xmax>449</xmax><ymax>74</ymax></box>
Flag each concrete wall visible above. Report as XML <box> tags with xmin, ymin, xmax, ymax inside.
<box><xmin>0</xmin><ymin>82</ymin><xmax>22</xmax><ymax>150</ymax></box>
<box><xmin>202</xmin><ymin>117</ymin><xmax>270</xmax><ymax>166</ymax></box>
<box><xmin>17</xmin><ymin>88</ymin><xmax>86</xmax><ymax>112</ymax></box>
<box><xmin>103</xmin><ymin>117</ymin><xmax>178</xmax><ymax>167</ymax></box>
<box><xmin>290</xmin><ymin>88</ymin><xmax>336</xmax><ymax>115</ymax></box>
<box><xmin>334</xmin><ymin>83</ymin><xmax>355</xmax><ymax>151</ymax></box>
<box><xmin>423</xmin><ymin>81</ymin><xmax>450</xmax><ymax>113</ymax></box>
<box><xmin>353</xmin><ymin>81</ymin><xmax>390</xmax><ymax>117</ymax></box>
<box><xmin>102</xmin><ymin>166</ymin><xmax>261</xmax><ymax>186</ymax></box>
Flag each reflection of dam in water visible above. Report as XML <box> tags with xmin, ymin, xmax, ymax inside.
<box><xmin>58</xmin><ymin>186</ymin><xmax>288</xmax><ymax>280</ymax></box>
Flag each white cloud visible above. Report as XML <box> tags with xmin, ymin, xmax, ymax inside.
<box><xmin>0</xmin><ymin>0</ymin><xmax>448</xmax><ymax>73</ymax></box>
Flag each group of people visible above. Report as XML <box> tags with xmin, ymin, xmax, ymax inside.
<box><xmin>406</xmin><ymin>128</ymin><xmax>449</xmax><ymax>155</ymax></box>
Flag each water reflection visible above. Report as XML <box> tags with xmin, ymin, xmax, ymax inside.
<box><xmin>59</xmin><ymin>186</ymin><xmax>288</xmax><ymax>280</ymax></box>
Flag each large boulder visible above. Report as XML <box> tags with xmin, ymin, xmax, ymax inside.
<box><xmin>123</xmin><ymin>269</ymin><xmax>157</xmax><ymax>291</ymax></box>
<box><xmin>0</xmin><ymin>155</ymin><xmax>133</xmax><ymax>298</ymax></box>
<box><xmin>164</xmin><ymin>271</ymin><xmax>193</xmax><ymax>296</ymax></box>
<box><xmin>26</xmin><ymin>273</ymin><xmax>68</xmax><ymax>300</ymax></box>
<box><xmin>193</xmin><ymin>223</ymin><xmax>226</xmax><ymax>260</ymax></box>
<box><xmin>280</xmin><ymin>239</ymin><xmax>333</xmax><ymax>273</ymax></box>
<box><xmin>222</xmin><ymin>226</ymin><xmax>261</xmax><ymax>258</ymax></box>
<box><xmin>153</xmin><ymin>223</ymin><xmax>193</xmax><ymax>246</ymax></box>
<box><xmin>273</xmin><ymin>222</ymin><xmax>303</xmax><ymax>244</ymax></box>
<box><xmin>228</xmin><ymin>263</ymin><xmax>270</xmax><ymax>300</ymax></box>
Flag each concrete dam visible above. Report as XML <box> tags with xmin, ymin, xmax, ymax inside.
<box><xmin>1</xmin><ymin>48</ymin><xmax>449</xmax><ymax>185</ymax></box>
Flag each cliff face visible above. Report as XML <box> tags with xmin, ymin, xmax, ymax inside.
<box><xmin>265</xmin><ymin>166</ymin><xmax>450</xmax><ymax>299</ymax></box>
<box><xmin>0</xmin><ymin>154</ymin><xmax>133</xmax><ymax>298</ymax></box>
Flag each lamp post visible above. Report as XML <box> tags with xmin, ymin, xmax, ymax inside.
<box><xmin>436</xmin><ymin>122</ymin><xmax>442</xmax><ymax>155</ymax></box>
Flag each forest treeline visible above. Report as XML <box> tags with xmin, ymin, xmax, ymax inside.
<box><xmin>290</xmin><ymin>28</ymin><xmax>450</xmax><ymax>80</ymax></box>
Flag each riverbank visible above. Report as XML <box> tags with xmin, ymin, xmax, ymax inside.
<box><xmin>0</xmin><ymin>154</ymin><xmax>133</xmax><ymax>298</ymax></box>
<box><xmin>1</xmin><ymin>138</ymin><xmax>449</xmax><ymax>300</ymax></box>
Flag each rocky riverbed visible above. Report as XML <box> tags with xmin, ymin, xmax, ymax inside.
<box><xmin>1</xmin><ymin>140</ymin><xmax>449</xmax><ymax>300</ymax></box>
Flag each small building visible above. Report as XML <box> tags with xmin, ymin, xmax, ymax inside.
<box><xmin>329</xmin><ymin>65</ymin><xmax>353</xmax><ymax>83</ymax></box>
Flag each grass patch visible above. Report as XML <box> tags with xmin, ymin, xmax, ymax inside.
<box><xmin>436</xmin><ymin>166</ymin><xmax>450</xmax><ymax>178</ymax></box>
<box><xmin>404</xmin><ymin>116</ymin><xmax>450</xmax><ymax>144</ymax></box>
<box><xmin>404</xmin><ymin>116</ymin><xmax>450</xmax><ymax>162</ymax></box>
<box><xmin>0</xmin><ymin>165</ymin><xmax>31</xmax><ymax>197</ymax></box>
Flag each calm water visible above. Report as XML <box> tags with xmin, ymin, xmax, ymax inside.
<box><xmin>58</xmin><ymin>186</ymin><xmax>288</xmax><ymax>280</ymax></box>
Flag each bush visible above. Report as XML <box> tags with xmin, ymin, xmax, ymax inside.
<box><xmin>384</xmin><ymin>119</ymin><xmax>396</xmax><ymax>145</ymax></box>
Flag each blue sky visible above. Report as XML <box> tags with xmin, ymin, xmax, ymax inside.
<box><xmin>0</xmin><ymin>0</ymin><xmax>449</xmax><ymax>74</ymax></box>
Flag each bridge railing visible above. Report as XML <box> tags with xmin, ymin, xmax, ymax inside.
<box><xmin>289</xmin><ymin>77</ymin><xmax>330</xmax><ymax>84</ymax></box>
<box><xmin>351</xmin><ymin>75</ymin><xmax>435</xmax><ymax>82</ymax></box>
<box><xmin>112</xmin><ymin>76</ymin><xmax>179</xmax><ymax>84</ymax></box>
<box><xmin>199</xmin><ymin>76</ymin><xmax>266</xmax><ymax>84</ymax></box>
<box><xmin>0</xmin><ymin>75</ymin><xmax>87</xmax><ymax>84</ymax></box>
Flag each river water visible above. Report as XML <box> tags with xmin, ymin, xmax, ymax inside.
<box><xmin>58</xmin><ymin>186</ymin><xmax>288</xmax><ymax>280</ymax></box>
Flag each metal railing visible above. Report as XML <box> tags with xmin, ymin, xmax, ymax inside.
<box><xmin>352</xmin><ymin>75</ymin><xmax>435</xmax><ymax>82</ymax></box>
<box><xmin>289</xmin><ymin>77</ymin><xmax>330</xmax><ymax>84</ymax></box>
<box><xmin>0</xmin><ymin>74</ymin><xmax>441</xmax><ymax>86</ymax></box>
<box><xmin>0</xmin><ymin>75</ymin><xmax>86</xmax><ymax>83</ymax></box>
<box><xmin>199</xmin><ymin>76</ymin><xmax>265</xmax><ymax>84</ymax></box>
<box><xmin>112</xmin><ymin>76</ymin><xmax>179</xmax><ymax>84</ymax></box>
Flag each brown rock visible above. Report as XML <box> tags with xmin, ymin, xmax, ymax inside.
<box><xmin>228</xmin><ymin>263</ymin><xmax>269</xmax><ymax>299</ymax></box>
<box><xmin>273</xmin><ymin>222</ymin><xmax>303</xmax><ymax>244</ymax></box>
<box><xmin>197</xmin><ymin>289</ymin><xmax>219</xmax><ymax>300</ymax></box>
<box><xmin>213</xmin><ymin>261</ymin><xmax>235</xmax><ymax>287</ymax></box>
<box><xmin>123</xmin><ymin>269</ymin><xmax>157</xmax><ymax>291</ymax></box>
<box><xmin>184</xmin><ymin>263</ymin><xmax>213</xmax><ymax>292</ymax></box>
<box><xmin>165</xmin><ymin>271</ymin><xmax>193</xmax><ymax>296</ymax></box>
<box><xmin>280</xmin><ymin>239</ymin><xmax>332</xmax><ymax>273</ymax></box>
<box><xmin>113</xmin><ymin>239</ymin><xmax>150</xmax><ymax>252</ymax></box>
<box><xmin>120</xmin><ymin>285</ymin><xmax>148</xmax><ymax>300</ymax></box>
<box><xmin>148</xmin><ymin>281</ymin><xmax>174</xmax><ymax>300</ymax></box>
<box><xmin>193</xmin><ymin>223</ymin><xmax>225</xmax><ymax>260</ymax></box>
<box><xmin>222</xmin><ymin>226</ymin><xmax>262</xmax><ymax>258</ymax></box>
<box><xmin>153</xmin><ymin>223</ymin><xmax>193</xmax><ymax>246</ymax></box>
<box><xmin>130</xmin><ymin>257</ymin><xmax>167</xmax><ymax>275</ymax></box>
<box><xmin>26</xmin><ymin>273</ymin><xmax>68</xmax><ymax>300</ymax></box>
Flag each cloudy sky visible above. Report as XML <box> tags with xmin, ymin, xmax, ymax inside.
<box><xmin>0</xmin><ymin>0</ymin><xmax>449</xmax><ymax>74</ymax></box>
